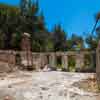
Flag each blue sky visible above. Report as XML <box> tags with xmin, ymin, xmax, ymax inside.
<box><xmin>0</xmin><ymin>0</ymin><xmax>100</xmax><ymax>37</ymax></box>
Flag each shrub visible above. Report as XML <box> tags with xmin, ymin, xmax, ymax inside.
<box><xmin>68</xmin><ymin>56</ymin><xmax>76</xmax><ymax>72</ymax></box>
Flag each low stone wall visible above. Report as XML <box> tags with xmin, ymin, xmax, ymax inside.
<box><xmin>0</xmin><ymin>50</ymin><xmax>16</xmax><ymax>72</ymax></box>
<box><xmin>33</xmin><ymin>51</ymin><xmax>95</xmax><ymax>71</ymax></box>
<box><xmin>0</xmin><ymin>50</ymin><xmax>96</xmax><ymax>72</ymax></box>
<box><xmin>0</xmin><ymin>51</ymin><xmax>15</xmax><ymax>64</ymax></box>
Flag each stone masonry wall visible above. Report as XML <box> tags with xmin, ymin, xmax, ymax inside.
<box><xmin>0</xmin><ymin>50</ymin><xmax>95</xmax><ymax>72</ymax></box>
<box><xmin>0</xmin><ymin>50</ymin><xmax>16</xmax><ymax>72</ymax></box>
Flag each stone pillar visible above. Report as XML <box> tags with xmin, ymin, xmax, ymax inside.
<box><xmin>75</xmin><ymin>54</ymin><xmax>84</xmax><ymax>70</ymax></box>
<box><xmin>90</xmin><ymin>51</ymin><xmax>96</xmax><ymax>69</ymax></box>
<box><xmin>20</xmin><ymin>51</ymin><xmax>27</xmax><ymax>69</ymax></box>
<box><xmin>62</xmin><ymin>55</ymin><xmax>68</xmax><ymax>69</ymax></box>
<box><xmin>21</xmin><ymin>33</ymin><xmax>33</xmax><ymax>69</ymax></box>
<box><xmin>40</xmin><ymin>54</ymin><xmax>45</xmax><ymax>68</ymax></box>
<box><xmin>49</xmin><ymin>53</ymin><xmax>56</xmax><ymax>68</ymax></box>
<box><xmin>9</xmin><ymin>52</ymin><xmax>16</xmax><ymax>70</ymax></box>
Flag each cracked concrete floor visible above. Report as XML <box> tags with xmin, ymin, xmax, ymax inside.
<box><xmin>0</xmin><ymin>71</ymin><xmax>99</xmax><ymax>100</ymax></box>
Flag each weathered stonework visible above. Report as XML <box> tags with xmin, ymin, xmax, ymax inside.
<box><xmin>0</xmin><ymin>50</ymin><xmax>16</xmax><ymax>72</ymax></box>
<box><xmin>0</xmin><ymin>50</ymin><xmax>96</xmax><ymax>72</ymax></box>
<box><xmin>96</xmin><ymin>41</ymin><xmax>100</xmax><ymax>87</ymax></box>
<box><xmin>76</xmin><ymin>53</ymin><xmax>84</xmax><ymax>69</ymax></box>
<box><xmin>0</xmin><ymin>33</ymin><xmax>96</xmax><ymax>73</ymax></box>
<box><xmin>49</xmin><ymin>53</ymin><xmax>56</xmax><ymax>68</ymax></box>
<box><xmin>21</xmin><ymin>33</ymin><xmax>33</xmax><ymax>69</ymax></box>
<box><xmin>62</xmin><ymin>55</ymin><xmax>68</xmax><ymax>69</ymax></box>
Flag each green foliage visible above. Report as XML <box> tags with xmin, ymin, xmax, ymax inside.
<box><xmin>85</xmin><ymin>35</ymin><xmax>98</xmax><ymax>50</ymax></box>
<box><xmin>66</xmin><ymin>39</ymin><xmax>73</xmax><ymax>50</ymax></box>
<box><xmin>45</xmin><ymin>38</ymin><xmax>54</xmax><ymax>52</ymax></box>
<box><xmin>68</xmin><ymin>56</ymin><xmax>76</xmax><ymax>72</ymax></box>
<box><xmin>0</xmin><ymin>2</ymin><xmax>51</xmax><ymax>51</ymax></box>
<box><xmin>71</xmin><ymin>34</ymin><xmax>84</xmax><ymax>50</ymax></box>
<box><xmin>66</xmin><ymin>34</ymin><xmax>84</xmax><ymax>51</ymax></box>
<box><xmin>56</xmin><ymin>56</ymin><xmax>62</xmax><ymax>69</ymax></box>
<box><xmin>87</xmin><ymin>12</ymin><xmax>100</xmax><ymax>50</ymax></box>
<box><xmin>0</xmin><ymin>3</ymin><xmax>100</xmax><ymax>52</ymax></box>
<box><xmin>84</xmin><ymin>54</ymin><xmax>91</xmax><ymax>67</ymax></box>
<box><xmin>10</xmin><ymin>32</ymin><xmax>22</xmax><ymax>50</ymax></box>
<box><xmin>53</xmin><ymin>24</ymin><xmax>67</xmax><ymax>51</ymax></box>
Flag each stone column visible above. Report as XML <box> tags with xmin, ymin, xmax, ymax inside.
<box><xmin>49</xmin><ymin>53</ymin><xmax>56</xmax><ymax>68</ymax></box>
<box><xmin>62</xmin><ymin>55</ymin><xmax>68</xmax><ymax>69</ymax></box>
<box><xmin>75</xmin><ymin>54</ymin><xmax>79</xmax><ymax>69</ymax></box>
<box><xmin>40</xmin><ymin>54</ymin><xmax>45</xmax><ymax>68</ymax></box>
<box><xmin>21</xmin><ymin>51</ymin><xmax>29</xmax><ymax>69</ymax></box>
<box><xmin>90</xmin><ymin>51</ymin><xmax>96</xmax><ymax>69</ymax></box>
<box><xmin>75</xmin><ymin>54</ymin><xmax>84</xmax><ymax>70</ymax></box>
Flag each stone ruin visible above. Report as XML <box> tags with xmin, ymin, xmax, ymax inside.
<box><xmin>0</xmin><ymin>50</ymin><xmax>16</xmax><ymax>72</ymax></box>
<box><xmin>20</xmin><ymin>32</ymin><xmax>33</xmax><ymax>70</ymax></box>
<box><xmin>0</xmin><ymin>50</ymin><xmax>95</xmax><ymax>72</ymax></box>
<box><xmin>96</xmin><ymin>40</ymin><xmax>100</xmax><ymax>88</ymax></box>
<box><xmin>0</xmin><ymin>32</ymin><xmax>97</xmax><ymax>72</ymax></box>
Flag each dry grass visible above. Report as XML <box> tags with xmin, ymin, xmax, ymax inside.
<box><xmin>73</xmin><ymin>76</ymin><xmax>100</xmax><ymax>93</ymax></box>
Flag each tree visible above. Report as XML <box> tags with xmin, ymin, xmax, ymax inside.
<box><xmin>10</xmin><ymin>32</ymin><xmax>22</xmax><ymax>50</ymax></box>
<box><xmin>94</xmin><ymin>12</ymin><xmax>100</xmax><ymax>90</ymax></box>
<box><xmin>0</xmin><ymin>2</ymin><xmax>49</xmax><ymax>51</ymax></box>
<box><xmin>85</xmin><ymin>34</ymin><xmax>97</xmax><ymax>50</ymax></box>
<box><xmin>53</xmin><ymin>24</ymin><xmax>67</xmax><ymax>51</ymax></box>
<box><xmin>0</xmin><ymin>4</ymin><xmax>18</xmax><ymax>49</ymax></box>
<box><xmin>68</xmin><ymin>34</ymin><xmax>84</xmax><ymax>51</ymax></box>
<box><xmin>66</xmin><ymin>39</ymin><xmax>73</xmax><ymax>50</ymax></box>
<box><xmin>20</xmin><ymin>0</ymin><xmax>32</xmax><ymax>16</ymax></box>
<box><xmin>85</xmin><ymin>12</ymin><xmax>100</xmax><ymax>50</ymax></box>
<box><xmin>91</xmin><ymin>12</ymin><xmax>100</xmax><ymax>35</ymax></box>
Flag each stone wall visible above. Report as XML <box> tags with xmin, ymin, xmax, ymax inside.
<box><xmin>30</xmin><ymin>51</ymin><xmax>95</xmax><ymax>71</ymax></box>
<box><xmin>0</xmin><ymin>50</ymin><xmax>95</xmax><ymax>72</ymax></box>
<box><xmin>0</xmin><ymin>50</ymin><xmax>16</xmax><ymax>72</ymax></box>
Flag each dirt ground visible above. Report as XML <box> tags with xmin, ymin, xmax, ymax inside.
<box><xmin>0</xmin><ymin>71</ymin><xmax>99</xmax><ymax>100</ymax></box>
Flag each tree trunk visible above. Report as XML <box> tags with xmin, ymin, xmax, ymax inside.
<box><xmin>91</xmin><ymin>19</ymin><xmax>98</xmax><ymax>35</ymax></box>
<box><xmin>96</xmin><ymin>41</ymin><xmax>100</xmax><ymax>90</ymax></box>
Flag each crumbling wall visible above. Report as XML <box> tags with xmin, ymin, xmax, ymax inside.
<box><xmin>0</xmin><ymin>50</ymin><xmax>16</xmax><ymax>72</ymax></box>
<box><xmin>96</xmin><ymin>41</ymin><xmax>100</xmax><ymax>88</ymax></box>
<box><xmin>0</xmin><ymin>50</ymin><xmax>96</xmax><ymax>72</ymax></box>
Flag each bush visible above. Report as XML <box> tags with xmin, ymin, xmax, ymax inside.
<box><xmin>61</xmin><ymin>68</ymin><xmax>68</xmax><ymax>72</ymax></box>
<box><xmin>68</xmin><ymin>56</ymin><xmax>76</xmax><ymax>72</ymax></box>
